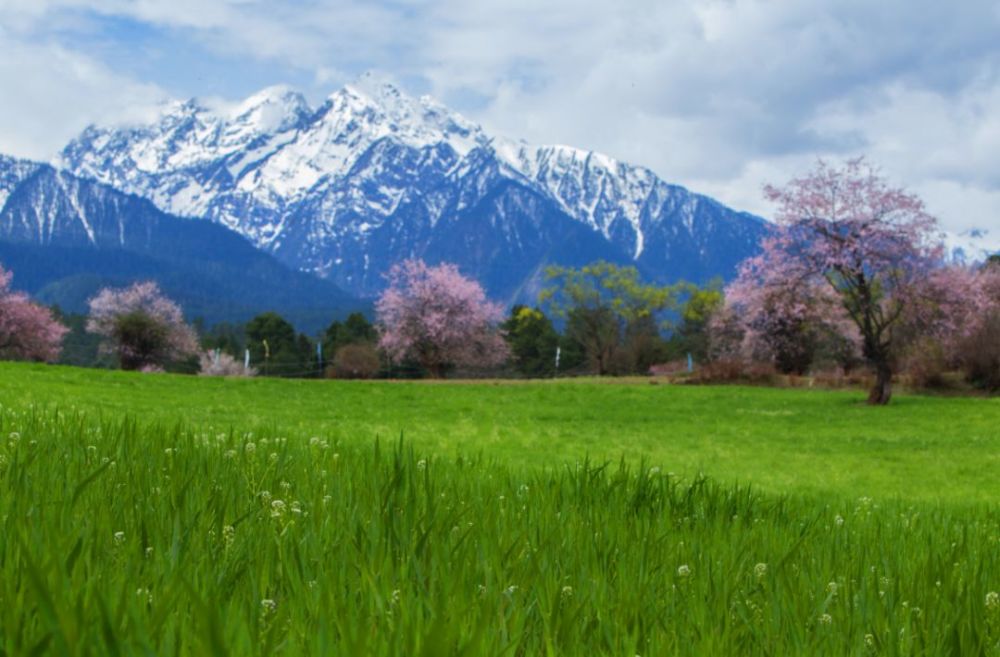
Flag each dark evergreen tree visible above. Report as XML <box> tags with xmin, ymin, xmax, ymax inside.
<box><xmin>246</xmin><ymin>312</ymin><xmax>313</xmax><ymax>377</ymax></box>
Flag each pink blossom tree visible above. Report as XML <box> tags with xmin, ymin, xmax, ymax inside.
<box><xmin>0</xmin><ymin>264</ymin><xmax>67</xmax><ymax>362</ymax></box>
<box><xmin>376</xmin><ymin>259</ymin><xmax>509</xmax><ymax>377</ymax></box>
<box><xmin>717</xmin><ymin>251</ymin><xmax>858</xmax><ymax>374</ymax></box>
<box><xmin>913</xmin><ymin>262</ymin><xmax>1000</xmax><ymax>388</ymax></box>
<box><xmin>759</xmin><ymin>158</ymin><xmax>942</xmax><ymax>404</ymax></box>
<box><xmin>87</xmin><ymin>281</ymin><xmax>199</xmax><ymax>371</ymax></box>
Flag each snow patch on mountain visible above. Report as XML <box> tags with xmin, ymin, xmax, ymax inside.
<box><xmin>0</xmin><ymin>155</ymin><xmax>41</xmax><ymax>211</ymax></box>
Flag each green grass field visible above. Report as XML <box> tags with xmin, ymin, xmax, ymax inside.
<box><xmin>2</xmin><ymin>362</ymin><xmax>1000</xmax><ymax>654</ymax></box>
<box><xmin>3</xmin><ymin>362</ymin><xmax>999</xmax><ymax>503</ymax></box>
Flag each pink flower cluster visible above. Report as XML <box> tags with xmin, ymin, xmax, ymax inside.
<box><xmin>916</xmin><ymin>263</ymin><xmax>1000</xmax><ymax>358</ymax></box>
<box><xmin>376</xmin><ymin>259</ymin><xmax>508</xmax><ymax>376</ymax></box>
<box><xmin>87</xmin><ymin>281</ymin><xmax>199</xmax><ymax>368</ymax></box>
<box><xmin>0</xmin><ymin>264</ymin><xmax>68</xmax><ymax>362</ymax></box>
<box><xmin>713</xmin><ymin>248</ymin><xmax>859</xmax><ymax>370</ymax></box>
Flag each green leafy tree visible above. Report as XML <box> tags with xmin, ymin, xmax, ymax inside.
<box><xmin>540</xmin><ymin>261</ymin><xmax>679</xmax><ymax>375</ymax></box>
<box><xmin>502</xmin><ymin>306</ymin><xmax>559</xmax><ymax>377</ymax></box>
<box><xmin>666</xmin><ymin>281</ymin><xmax>724</xmax><ymax>363</ymax></box>
<box><xmin>563</xmin><ymin>306</ymin><xmax>620</xmax><ymax>375</ymax></box>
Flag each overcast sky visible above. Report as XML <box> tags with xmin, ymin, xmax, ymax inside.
<box><xmin>1</xmin><ymin>0</ymin><xmax>999</xmax><ymax>237</ymax></box>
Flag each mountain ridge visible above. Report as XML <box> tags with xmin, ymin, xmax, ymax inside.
<box><xmin>0</xmin><ymin>158</ymin><xmax>362</xmax><ymax>331</ymax></box>
<box><xmin>58</xmin><ymin>74</ymin><xmax>769</xmax><ymax>301</ymax></box>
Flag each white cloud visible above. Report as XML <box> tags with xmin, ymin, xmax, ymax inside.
<box><xmin>0</xmin><ymin>34</ymin><xmax>165</xmax><ymax>160</ymax></box>
<box><xmin>0</xmin><ymin>0</ymin><xmax>998</xmax><ymax>236</ymax></box>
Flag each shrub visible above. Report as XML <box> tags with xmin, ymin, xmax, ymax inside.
<box><xmin>648</xmin><ymin>360</ymin><xmax>690</xmax><ymax>377</ymax></box>
<box><xmin>330</xmin><ymin>344</ymin><xmax>381</xmax><ymax>379</ymax></box>
<box><xmin>688</xmin><ymin>359</ymin><xmax>777</xmax><ymax>385</ymax></box>
<box><xmin>198</xmin><ymin>350</ymin><xmax>256</xmax><ymax>377</ymax></box>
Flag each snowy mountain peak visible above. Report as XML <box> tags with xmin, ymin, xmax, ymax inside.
<box><xmin>229</xmin><ymin>85</ymin><xmax>311</xmax><ymax>133</ymax></box>
<box><xmin>330</xmin><ymin>75</ymin><xmax>488</xmax><ymax>156</ymax></box>
<box><xmin>56</xmin><ymin>79</ymin><xmax>767</xmax><ymax>299</ymax></box>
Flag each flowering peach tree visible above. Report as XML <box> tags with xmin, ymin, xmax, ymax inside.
<box><xmin>715</xmin><ymin>252</ymin><xmax>857</xmax><ymax>375</ymax></box>
<box><xmin>0</xmin><ymin>264</ymin><xmax>67</xmax><ymax>362</ymax></box>
<box><xmin>376</xmin><ymin>259</ymin><xmax>508</xmax><ymax>377</ymax></box>
<box><xmin>754</xmin><ymin>158</ymin><xmax>942</xmax><ymax>404</ymax></box>
<box><xmin>87</xmin><ymin>281</ymin><xmax>198</xmax><ymax>371</ymax></box>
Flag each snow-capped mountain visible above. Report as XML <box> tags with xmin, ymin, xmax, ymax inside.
<box><xmin>0</xmin><ymin>156</ymin><xmax>360</xmax><ymax>330</ymax></box>
<box><xmin>59</xmin><ymin>74</ymin><xmax>768</xmax><ymax>300</ymax></box>
<box><xmin>946</xmin><ymin>228</ymin><xmax>1000</xmax><ymax>264</ymax></box>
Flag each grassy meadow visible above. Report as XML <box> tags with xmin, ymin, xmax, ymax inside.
<box><xmin>2</xmin><ymin>362</ymin><xmax>1000</xmax><ymax>654</ymax></box>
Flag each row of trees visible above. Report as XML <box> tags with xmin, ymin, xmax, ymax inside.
<box><xmin>0</xmin><ymin>255</ymin><xmax>715</xmax><ymax>380</ymax></box>
<box><xmin>366</xmin><ymin>158</ymin><xmax>1000</xmax><ymax>405</ymax></box>
<box><xmin>6</xmin><ymin>234</ymin><xmax>997</xmax><ymax>403</ymax></box>
<box><xmin>0</xmin><ymin>270</ymin><xmax>382</xmax><ymax>378</ymax></box>
<box><xmin>1</xmin><ymin>158</ymin><xmax>997</xmax><ymax>404</ymax></box>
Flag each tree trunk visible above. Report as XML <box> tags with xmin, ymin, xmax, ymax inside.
<box><xmin>867</xmin><ymin>362</ymin><xmax>893</xmax><ymax>405</ymax></box>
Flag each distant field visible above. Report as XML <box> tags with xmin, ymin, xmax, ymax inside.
<box><xmin>1</xmin><ymin>362</ymin><xmax>999</xmax><ymax>503</ymax></box>
<box><xmin>3</xmin><ymin>363</ymin><xmax>1000</xmax><ymax>654</ymax></box>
